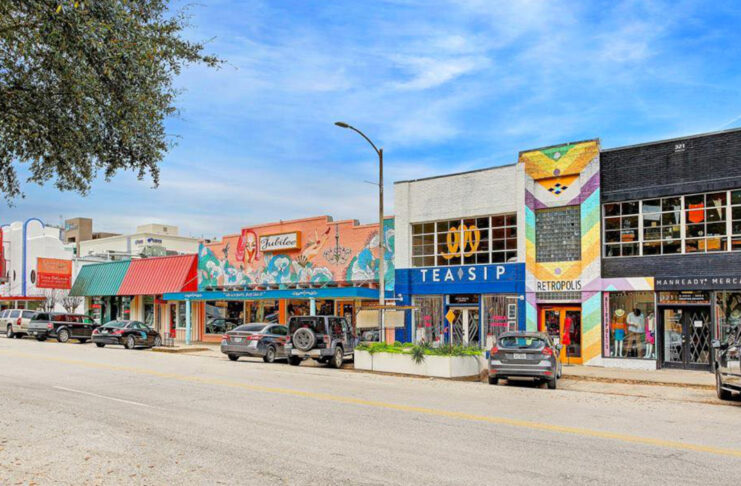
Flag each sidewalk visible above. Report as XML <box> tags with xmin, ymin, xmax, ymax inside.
<box><xmin>561</xmin><ymin>365</ymin><xmax>714</xmax><ymax>389</ymax></box>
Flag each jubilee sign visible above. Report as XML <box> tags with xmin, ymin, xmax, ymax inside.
<box><xmin>259</xmin><ymin>232</ymin><xmax>300</xmax><ymax>252</ymax></box>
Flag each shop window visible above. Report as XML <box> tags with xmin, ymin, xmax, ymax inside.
<box><xmin>715</xmin><ymin>291</ymin><xmax>741</xmax><ymax>343</ymax></box>
<box><xmin>604</xmin><ymin>292</ymin><xmax>655</xmax><ymax>359</ymax></box>
<box><xmin>535</xmin><ymin>206</ymin><xmax>581</xmax><ymax>262</ymax></box>
<box><xmin>143</xmin><ymin>295</ymin><xmax>155</xmax><ymax>328</ymax></box>
<box><xmin>604</xmin><ymin>190</ymin><xmax>741</xmax><ymax>258</ymax></box>
<box><xmin>413</xmin><ymin>295</ymin><xmax>443</xmax><ymax>345</ymax></box>
<box><xmin>177</xmin><ymin>301</ymin><xmax>186</xmax><ymax>329</ymax></box>
<box><xmin>205</xmin><ymin>300</ymin><xmax>244</xmax><ymax>334</ymax></box>
<box><xmin>483</xmin><ymin>294</ymin><xmax>518</xmax><ymax>342</ymax></box>
<box><xmin>248</xmin><ymin>300</ymin><xmax>279</xmax><ymax>323</ymax></box>
<box><xmin>731</xmin><ymin>190</ymin><xmax>741</xmax><ymax>251</ymax></box>
<box><xmin>411</xmin><ymin>214</ymin><xmax>517</xmax><ymax>267</ymax></box>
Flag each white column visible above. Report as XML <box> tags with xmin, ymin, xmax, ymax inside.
<box><xmin>309</xmin><ymin>298</ymin><xmax>316</xmax><ymax>316</ymax></box>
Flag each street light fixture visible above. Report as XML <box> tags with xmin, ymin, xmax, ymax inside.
<box><xmin>335</xmin><ymin>121</ymin><xmax>386</xmax><ymax>342</ymax></box>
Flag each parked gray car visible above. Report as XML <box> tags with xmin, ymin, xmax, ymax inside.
<box><xmin>284</xmin><ymin>316</ymin><xmax>355</xmax><ymax>368</ymax></box>
<box><xmin>220</xmin><ymin>323</ymin><xmax>288</xmax><ymax>363</ymax></box>
<box><xmin>488</xmin><ymin>332</ymin><xmax>562</xmax><ymax>389</ymax></box>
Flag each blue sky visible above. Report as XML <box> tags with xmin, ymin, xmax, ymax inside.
<box><xmin>4</xmin><ymin>0</ymin><xmax>741</xmax><ymax>237</ymax></box>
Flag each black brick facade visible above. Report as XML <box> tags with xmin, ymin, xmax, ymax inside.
<box><xmin>602</xmin><ymin>252</ymin><xmax>741</xmax><ymax>279</ymax></box>
<box><xmin>601</xmin><ymin>128</ymin><xmax>741</xmax><ymax>279</ymax></box>
<box><xmin>601</xmin><ymin>128</ymin><xmax>741</xmax><ymax>203</ymax></box>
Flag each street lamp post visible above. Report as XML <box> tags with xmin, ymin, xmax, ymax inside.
<box><xmin>335</xmin><ymin>122</ymin><xmax>386</xmax><ymax>342</ymax></box>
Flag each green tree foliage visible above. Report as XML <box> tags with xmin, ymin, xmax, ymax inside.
<box><xmin>0</xmin><ymin>0</ymin><xmax>220</xmax><ymax>200</ymax></box>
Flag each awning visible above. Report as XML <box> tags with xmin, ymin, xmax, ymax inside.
<box><xmin>163</xmin><ymin>287</ymin><xmax>394</xmax><ymax>301</ymax></box>
<box><xmin>69</xmin><ymin>260</ymin><xmax>130</xmax><ymax>297</ymax></box>
<box><xmin>118</xmin><ymin>255</ymin><xmax>197</xmax><ymax>296</ymax></box>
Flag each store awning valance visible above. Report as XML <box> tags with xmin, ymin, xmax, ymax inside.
<box><xmin>163</xmin><ymin>287</ymin><xmax>394</xmax><ymax>302</ymax></box>
<box><xmin>69</xmin><ymin>260</ymin><xmax>130</xmax><ymax>297</ymax></box>
<box><xmin>118</xmin><ymin>255</ymin><xmax>197</xmax><ymax>296</ymax></box>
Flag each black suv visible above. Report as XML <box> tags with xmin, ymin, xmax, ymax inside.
<box><xmin>28</xmin><ymin>313</ymin><xmax>97</xmax><ymax>343</ymax></box>
<box><xmin>285</xmin><ymin>316</ymin><xmax>355</xmax><ymax>368</ymax></box>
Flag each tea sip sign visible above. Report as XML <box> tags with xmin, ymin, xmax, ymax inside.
<box><xmin>259</xmin><ymin>232</ymin><xmax>301</xmax><ymax>252</ymax></box>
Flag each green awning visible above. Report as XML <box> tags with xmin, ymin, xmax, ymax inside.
<box><xmin>69</xmin><ymin>260</ymin><xmax>130</xmax><ymax>297</ymax></box>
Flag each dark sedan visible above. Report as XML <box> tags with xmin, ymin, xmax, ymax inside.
<box><xmin>28</xmin><ymin>312</ymin><xmax>96</xmax><ymax>343</ymax></box>
<box><xmin>713</xmin><ymin>331</ymin><xmax>741</xmax><ymax>400</ymax></box>
<box><xmin>488</xmin><ymin>332</ymin><xmax>562</xmax><ymax>389</ymax></box>
<box><xmin>221</xmin><ymin>323</ymin><xmax>288</xmax><ymax>363</ymax></box>
<box><xmin>92</xmin><ymin>320</ymin><xmax>162</xmax><ymax>350</ymax></box>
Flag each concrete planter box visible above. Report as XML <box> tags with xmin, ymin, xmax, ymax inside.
<box><xmin>354</xmin><ymin>350</ymin><xmax>483</xmax><ymax>379</ymax></box>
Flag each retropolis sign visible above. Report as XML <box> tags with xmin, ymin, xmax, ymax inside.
<box><xmin>259</xmin><ymin>231</ymin><xmax>301</xmax><ymax>252</ymax></box>
<box><xmin>535</xmin><ymin>280</ymin><xmax>582</xmax><ymax>292</ymax></box>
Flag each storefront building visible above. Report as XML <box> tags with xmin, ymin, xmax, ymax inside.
<box><xmin>394</xmin><ymin>164</ymin><xmax>527</xmax><ymax>347</ymax></box>
<box><xmin>520</xmin><ymin>140</ymin><xmax>603</xmax><ymax>365</ymax></box>
<box><xmin>600</xmin><ymin>127</ymin><xmax>741</xmax><ymax>370</ymax></box>
<box><xmin>69</xmin><ymin>255</ymin><xmax>198</xmax><ymax>338</ymax></box>
<box><xmin>166</xmin><ymin>215</ymin><xmax>395</xmax><ymax>344</ymax></box>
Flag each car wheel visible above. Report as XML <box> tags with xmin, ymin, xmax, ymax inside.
<box><xmin>124</xmin><ymin>335</ymin><xmax>136</xmax><ymax>350</ymax></box>
<box><xmin>96</xmin><ymin>343</ymin><xmax>105</xmax><ymax>348</ymax></box>
<box><xmin>488</xmin><ymin>376</ymin><xmax>499</xmax><ymax>385</ymax></box>
<box><xmin>78</xmin><ymin>339</ymin><xmax>88</xmax><ymax>344</ymax></box>
<box><xmin>288</xmin><ymin>356</ymin><xmax>302</xmax><ymax>366</ymax></box>
<box><xmin>153</xmin><ymin>336</ymin><xmax>162</xmax><ymax>347</ymax></box>
<box><xmin>57</xmin><ymin>329</ymin><xmax>70</xmax><ymax>343</ymax></box>
<box><xmin>6</xmin><ymin>326</ymin><xmax>14</xmax><ymax>339</ymax></box>
<box><xmin>228</xmin><ymin>354</ymin><xmax>239</xmax><ymax>361</ymax></box>
<box><xmin>329</xmin><ymin>347</ymin><xmax>343</xmax><ymax>368</ymax></box>
<box><xmin>547</xmin><ymin>377</ymin><xmax>557</xmax><ymax>390</ymax></box>
<box><xmin>717</xmin><ymin>369</ymin><xmax>732</xmax><ymax>400</ymax></box>
<box><xmin>263</xmin><ymin>346</ymin><xmax>277</xmax><ymax>364</ymax></box>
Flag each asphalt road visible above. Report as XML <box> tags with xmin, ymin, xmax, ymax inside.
<box><xmin>1</xmin><ymin>338</ymin><xmax>740</xmax><ymax>485</ymax></box>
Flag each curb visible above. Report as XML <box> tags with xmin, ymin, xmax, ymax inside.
<box><xmin>150</xmin><ymin>347</ymin><xmax>211</xmax><ymax>354</ymax></box>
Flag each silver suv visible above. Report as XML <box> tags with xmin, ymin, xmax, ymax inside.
<box><xmin>285</xmin><ymin>316</ymin><xmax>356</xmax><ymax>368</ymax></box>
<box><xmin>2</xmin><ymin>309</ymin><xmax>38</xmax><ymax>338</ymax></box>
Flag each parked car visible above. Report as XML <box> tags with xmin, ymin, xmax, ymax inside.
<box><xmin>360</xmin><ymin>329</ymin><xmax>380</xmax><ymax>342</ymax></box>
<box><xmin>220</xmin><ymin>323</ymin><xmax>288</xmax><ymax>363</ymax></box>
<box><xmin>488</xmin><ymin>332</ymin><xmax>562</xmax><ymax>389</ymax></box>
<box><xmin>713</xmin><ymin>333</ymin><xmax>741</xmax><ymax>400</ymax></box>
<box><xmin>92</xmin><ymin>320</ymin><xmax>162</xmax><ymax>349</ymax></box>
<box><xmin>2</xmin><ymin>309</ymin><xmax>38</xmax><ymax>338</ymax></box>
<box><xmin>205</xmin><ymin>317</ymin><xmax>240</xmax><ymax>335</ymax></box>
<box><xmin>28</xmin><ymin>312</ymin><xmax>97</xmax><ymax>343</ymax></box>
<box><xmin>284</xmin><ymin>315</ymin><xmax>355</xmax><ymax>368</ymax></box>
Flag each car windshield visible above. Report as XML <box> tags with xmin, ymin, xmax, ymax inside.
<box><xmin>103</xmin><ymin>321</ymin><xmax>127</xmax><ymax>329</ymax></box>
<box><xmin>288</xmin><ymin>317</ymin><xmax>325</xmax><ymax>334</ymax></box>
<box><xmin>498</xmin><ymin>336</ymin><xmax>547</xmax><ymax>350</ymax></box>
<box><xmin>22</xmin><ymin>311</ymin><xmax>36</xmax><ymax>319</ymax></box>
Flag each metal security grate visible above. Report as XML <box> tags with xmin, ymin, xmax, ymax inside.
<box><xmin>536</xmin><ymin>291</ymin><xmax>582</xmax><ymax>302</ymax></box>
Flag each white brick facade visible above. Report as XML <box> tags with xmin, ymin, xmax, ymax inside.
<box><xmin>393</xmin><ymin>163</ymin><xmax>526</xmax><ymax>269</ymax></box>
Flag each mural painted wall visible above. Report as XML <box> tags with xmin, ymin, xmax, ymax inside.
<box><xmin>520</xmin><ymin>140</ymin><xmax>602</xmax><ymax>363</ymax></box>
<box><xmin>198</xmin><ymin>216</ymin><xmax>394</xmax><ymax>291</ymax></box>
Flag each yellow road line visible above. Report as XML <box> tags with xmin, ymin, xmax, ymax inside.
<box><xmin>3</xmin><ymin>348</ymin><xmax>741</xmax><ymax>459</ymax></box>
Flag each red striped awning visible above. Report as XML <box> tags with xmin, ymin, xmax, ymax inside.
<box><xmin>118</xmin><ymin>254</ymin><xmax>197</xmax><ymax>296</ymax></box>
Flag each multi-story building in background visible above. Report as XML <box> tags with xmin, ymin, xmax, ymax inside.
<box><xmin>77</xmin><ymin>223</ymin><xmax>200</xmax><ymax>259</ymax></box>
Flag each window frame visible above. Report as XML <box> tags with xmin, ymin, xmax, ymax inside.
<box><xmin>410</xmin><ymin>213</ymin><xmax>517</xmax><ymax>268</ymax></box>
<box><xmin>603</xmin><ymin>189</ymin><xmax>738</xmax><ymax>258</ymax></box>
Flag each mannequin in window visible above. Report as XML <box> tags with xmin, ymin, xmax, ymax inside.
<box><xmin>626</xmin><ymin>308</ymin><xmax>645</xmax><ymax>357</ymax></box>
<box><xmin>613</xmin><ymin>308</ymin><xmax>626</xmax><ymax>357</ymax></box>
<box><xmin>644</xmin><ymin>312</ymin><xmax>655</xmax><ymax>359</ymax></box>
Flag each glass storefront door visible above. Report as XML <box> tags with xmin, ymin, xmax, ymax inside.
<box><xmin>449</xmin><ymin>307</ymin><xmax>480</xmax><ymax>347</ymax></box>
<box><xmin>540</xmin><ymin>306</ymin><xmax>582</xmax><ymax>363</ymax></box>
<box><xmin>660</xmin><ymin>306</ymin><xmax>712</xmax><ymax>370</ymax></box>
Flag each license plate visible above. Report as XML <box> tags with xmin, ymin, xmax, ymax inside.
<box><xmin>233</xmin><ymin>337</ymin><xmax>243</xmax><ymax>343</ymax></box>
<box><xmin>513</xmin><ymin>353</ymin><xmax>527</xmax><ymax>360</ymax></box>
